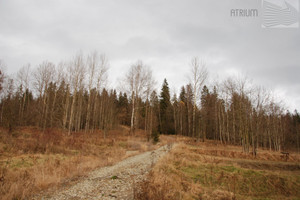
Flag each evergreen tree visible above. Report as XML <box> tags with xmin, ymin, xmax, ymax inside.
<box><xmin>149</xmin><ymin>91</ymin><xmax>160</xmax><ymax>142</ymax></box>
<box><xmin>117</xmin><ymin>92</ymin><xmax>130</xmax><ymax>125</ymax></box>
<box><xmin>159</xmin><ymin>79</ymin><xmax>174</xmax><ymax>134</ymax></box>
<box><xmin>179</xmin><ymin>86</ymin><xmax>186</xmax><ymax>103</ymax></box>
<box><xmin>172</xmin><ymin>93</ymin><xmax>178</xmax><ymax>135</ymax></box>
<box><xmin>0</xmin><ymin>69</ymin><xmax>4</xmax><ymax>93</ymax></box>
<box><xmin>201</xmin><ymin>85</ymin><xmax>210</xmax><ymax>141</ymax></box>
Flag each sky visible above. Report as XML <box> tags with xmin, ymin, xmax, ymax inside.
<box><xmin>0</xmin><ymin>0</ymin><xmax>299</xmax><ymax>111</ymax></box>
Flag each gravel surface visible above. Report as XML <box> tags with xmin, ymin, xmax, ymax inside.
<box><xmin>35</xmin><ymin>144</ymin><xmax>171</xmax><ymax>200</ymax></box>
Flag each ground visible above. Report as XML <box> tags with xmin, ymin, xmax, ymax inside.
<box><xmin>136</xmin><ymin>139</ymin><xmax>300</xmax><ymax>200</ymax></box>
<box><xmin>33</xmin><ymin>144</ymin><xmax>171</xmax><ymax>200</ymax></box>
<box><xmin>0</xmin><ymin>127</ymin><xmax>172</xmax><ymax>200</ymax></box>
<box><xmin>1</xmin><ymin>128</ymin><xmax>299</xmax><ymax>200</ymax></box>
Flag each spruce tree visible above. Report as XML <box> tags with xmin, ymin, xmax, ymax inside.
<box><xmin>159</xmin><ymin>79</ymin><xmax>174</xmax><ymax>134</ymax></box>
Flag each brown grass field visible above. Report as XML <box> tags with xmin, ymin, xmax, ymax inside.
<box><xmin>0</xmin><ymin>126</ymin><xmax>166</xmax><ymax>200</ymax></box>
<box><xmin>1</xmin><ymin>128</ymin><xmax>300</xmax><ymax>200</ymax></box>
<box><xmin>135</xmin><ymin>137</ymin><xmax>300</xmax><ymax>200</ymax></box>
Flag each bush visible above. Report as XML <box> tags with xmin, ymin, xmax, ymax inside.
<box><xmin>152</xmin><ymin>130</ymin><xmax>159</xmax><ymax>144</ymax></box>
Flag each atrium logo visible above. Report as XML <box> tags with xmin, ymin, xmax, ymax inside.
<box><xmin>262</xmin><ymin>0</ymin><xmax>299</xmax><ymax>28</ymax></box>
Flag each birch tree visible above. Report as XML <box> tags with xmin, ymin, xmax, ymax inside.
<box><xmin>86</xmin><ymin>52</ymin><xmax>108</xmax><ymax>132</ymax></box>
<box><xmin>17</xmin><ymin>64</ymin><xmax>31</xmax><ymax>125</ymax></box>
<box><xmin>33</xmin><ymin>61</ymin><xmax>55</xmax><ymax>130</ymax></box>
<box><xmin>189</xmin><ymin>57</ymin><xmax>208</xmax><ymax>138</ymax></box>
<box><xmin>0</xmin><ymin>62</ymin><xmax>6</xmax><ymax>124</ymax></box>
<box><xmin>68</xmin><ymin>53</ymin><xmax>85</xmax><ymax>134</ymax></box>
<box><xmin>124</xmin><ymin>60</ymin><xmax>151</xmax><ymax>135</ymax></box>
<box><xmin>144</xmin><ymin>68</ymin><xmax>155</xmax><ymax>140</ymax></box>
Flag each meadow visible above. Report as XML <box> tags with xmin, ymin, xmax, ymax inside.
<box><xmin>135</xmin><ymin>137</ymin><xmax>300</xmax><ymax>200</ymax></box>
<box><xmin>0</xmin><ymin>126</ymin><xmax>162</xmax><ymax>200</ymax></box>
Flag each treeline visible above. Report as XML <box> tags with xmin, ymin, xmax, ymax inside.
<box><xmin>0</xmin><ymin>54</ymin><xmax>299</xmax><ymax>153</ymax></box>
<box><xmin>173</xmin><ymin>82</ymin><xmax>300</xmax><ymax>153</ymax></box>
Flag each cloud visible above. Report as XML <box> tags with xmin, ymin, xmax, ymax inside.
<box><xmin>0</xmin><ymin>0</ymin><xmax>299</xmax><ymax>110</ymax></box>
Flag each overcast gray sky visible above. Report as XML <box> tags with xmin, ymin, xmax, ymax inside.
<box><xmin>0</xmin><ymin>0</ymin><xmax>299</xmax><ymax>111</ymax></box>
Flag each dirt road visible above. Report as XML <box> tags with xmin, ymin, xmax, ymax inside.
<box><xmin>35</xmin><ymin>144</ymin><xmax>171</xmax><ymax>200</ymax></box>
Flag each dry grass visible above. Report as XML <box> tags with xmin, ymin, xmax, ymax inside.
<box><xmin>135</xmin><ymin>140</ymin><xmax>300</xmax><ymax>200</ymax></box>
<box><xmin>0</xmin><ymin>126</ymin><xmax>160</xmax><ymax>200</ymax></box>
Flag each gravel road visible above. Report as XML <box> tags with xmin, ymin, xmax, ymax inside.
<box><xmin>35</xmin><ymin>144</ymin><xmax>171</xmax><ymax>200</ymax></box>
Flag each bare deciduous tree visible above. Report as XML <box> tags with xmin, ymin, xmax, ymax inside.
<box><xmin>33</xmin><ymin>61</ymin><xmax>55</xmax><ymax>130</ymax></box>
<box><xmin>144</xmin><ymin>67</ymin><xmax>156</xmax><ymax>140</ymax></box>
<box><xmin>189</xmin><ymin>57</ymin><xmax>208</xmax><ymax>138</ymax></box>
<box><xmin>124</xmin><ymin>60</ymin><xmax>152</xmax><ymax>135</ymax></box>
<box><xmin>86</xmin><ymin>52</ymin><xmax>108</xmax><ymax>132</ymax></box>
<box><xmin>68</xmin><ymin>53</ymin><xmax>85</xmax><ymax>134</ymax></box>
<box><xmin>17</xmin><ymin>64</ymin><xmax>31</xmax><ymax>125</ymax></box>
<box><xmin>0</xmin><ymin>61</ymin><xmax>6</xmax><ymax>124</ymax></box>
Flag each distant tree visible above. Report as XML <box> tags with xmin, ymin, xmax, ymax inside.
<box><xmin>178</xmin><ymin>86</ymin><xmax>187</xmax><ymax>135</ymax></box>
<box><xmin>189</xmin><ymin>57</ymin><xmax>208</xmax><ymax>138</ymax></box>
<box><xmin>0</xmin><ymin>61</ymin><xmax>6</xmax><ymax>95</ymax></box>
<box><xmin>200</xmin><ymin>85</ymin><xmax>210</xmax><ymax>141</ymax></box>
<box><xmin>85</xmin><ymin>52</ymin><xmax>108</xmax><ymax>132</ymax></box>
<box><xmin>0</xmin><ymin>56</ymin><xmax>299</xmax><ymax>152</ymax></box>
<box><xmin>33</xmin><ymin>61</ymin><xmax>56</xmax><ymax>131</ymax></box>
<box><xmin>2</xmin><ymin>79</ymin><xmax>18</xmax><ymax>132</ymax></box>
<box><xmin>0</xmin><ymin>73</ymin><xmax>3</xmax><ymax>94</ymax></box>
<box><xmin>124</xmin><ymin>60</ymin><xmax>152</xmax><ymax>135</ymax></box>
<box><xmin>68</xmin><ymin>53</ymin><xmax>85</xmax><ymax>134</ymax></box>
<box><xmin>144</xmin><ymin>68</ymin><xmax>156</xmax><ymax>139</ymax></box>
<box><xmin>172</xmin><ymin>93</ymin><xmax>178</xmax><ymax>135</ymax></box>
<box><xmin>159</xmin><ymin>79</ymin><xmax>174</xmax><ymax>134</ymax></box>
<box><xmin>185</xmin><ymin>84</ymin><xmax>193</xmax><ymax>137</ymax></box>
<box><xmin>293</xmin><ymin>110</ymin><xmax>300</xmax><ymax>152</ymax></box>
<box><xmin>117</xmin><ymin>92</ymin><xmax>130</xmax><ymax>125</ymax></box>
<box><xmin>16</xmin><ymin>64</ymin><xmax>31</xmax><ymax>126</ymax></box>
<box><xmin>146</xmin><ymin>91</ymin><xmax>159</xmax><ymax>141</ymax></box>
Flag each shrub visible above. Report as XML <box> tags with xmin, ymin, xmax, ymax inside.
<box><xmin>152</xmin><ymin>130</ymin><xmax>159</xmax><ymax>144</ymax></box>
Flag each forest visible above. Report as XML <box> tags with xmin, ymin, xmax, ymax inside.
<box><xmin>0</xmin><ymin>52</ymin><xmax>299</xmax><ymax>154</ymax></box>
